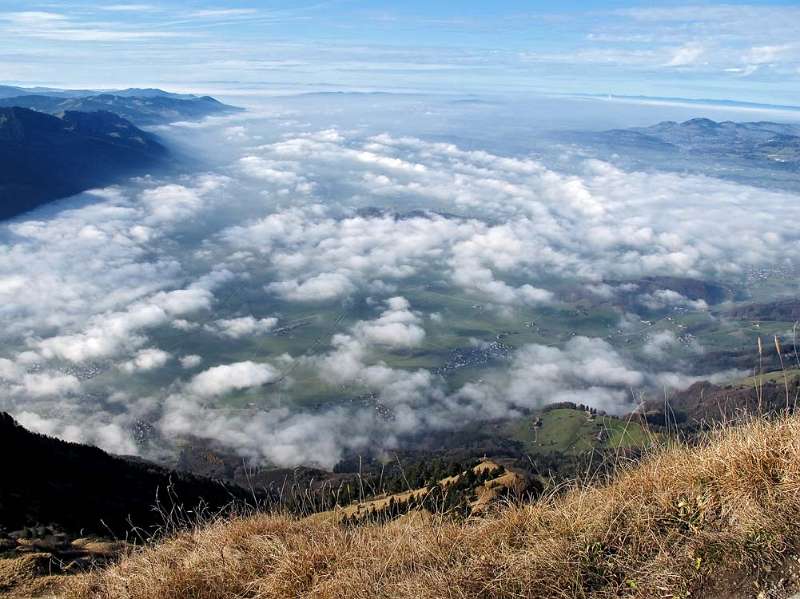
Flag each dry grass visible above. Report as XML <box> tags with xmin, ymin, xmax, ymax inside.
<box><xmin>64</xmin><ymin>415</ymin><xmax>800</xmax><ymax>599</ymax></box>
<box><xmin>0</xmin><ymin>553</ymin><xmax>69</xmax><ymax>598</ymax></box>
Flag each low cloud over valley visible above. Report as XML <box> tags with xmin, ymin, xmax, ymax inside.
<box><xmin>0</xmin><ymin>97</ymin><xmax>796</xmax><ymax>467</ymax></box>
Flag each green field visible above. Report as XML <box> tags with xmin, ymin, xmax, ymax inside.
<box><xmin>503</xmin><ymin>408</ymin><xmax>656</xmax><ymax>457</ymax></box>
<box><xmin>736</xmin><ymin>367</ymin><xmax>800</xmax><ymax>389</ymax></box>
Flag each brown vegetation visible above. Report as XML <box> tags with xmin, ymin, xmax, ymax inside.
<box><xmin>64</xmin><ymin>414</ymin><xmax>800</xmax><ymax>598</ymax></box>
<box><xmin>0</xmin><ymin>553</ymin><xmax>68</xmax><ymax>598</ymax></box>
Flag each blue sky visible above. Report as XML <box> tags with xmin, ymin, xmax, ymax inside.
<box><xmin>1</xmin><ymin>1</ymin><xmax>799</xmax><ymax>103</ymax></box>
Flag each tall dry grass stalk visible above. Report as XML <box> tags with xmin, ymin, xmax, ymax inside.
<box><xmin>65</xmin><ymin>414</ymin><xmax>800</xmax><ymax>599</ymax></box>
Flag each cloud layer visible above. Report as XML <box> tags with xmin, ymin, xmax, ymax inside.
<box><xmin>1</xmin><ymin>106</ymin><xmax>797</xmax><ymax>467</ymax></box>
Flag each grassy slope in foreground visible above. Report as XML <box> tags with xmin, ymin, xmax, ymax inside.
<box><xmin>65</xmin><ymin>415</ymin><xmax>800</xmax><ymax>599</ymax></box>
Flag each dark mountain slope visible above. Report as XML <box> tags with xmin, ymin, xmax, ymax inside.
<box><xmin>0</xmin><ymin>107</ymin><xmax>168</xmax><ymax>220</ymax></box>
<box><xmin>0</xmin><ymin>412</ymin><xmax>253</xmax><ymax>537</ymax></box>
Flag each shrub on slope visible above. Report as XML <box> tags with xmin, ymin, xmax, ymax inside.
<box><xmin>66</xmin><ymin>415</ymin><xmax>800</xmax><ymax>598</ymax></box>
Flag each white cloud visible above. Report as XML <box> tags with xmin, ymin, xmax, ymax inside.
<box><xmin>352</xmin><ymin>297</ymin><xmax>425</xmax><ymax>348</ymax></box>
<box><xmin>0</xmin><ymin>358</ymin><xmax>23</xmax><ymax>381</ymax></box>
<box><xmin>37</xmin><ymin>303</ymin><xmax>169</xmax><ymax>362</ymax></box>
<box><xmin>313</xmin><ymin>300</ymin><xmax>436</xmax><ymax>409</ymax></box>
<box><xmin>189</xmin><ymin>9</ymin><xmax>259</xmax><ymax>18</ymax></box>
<box><xmin>666</xmin><ymin>43</ymin><xmax>706</xmax><ymax>67</ymax></box>
<box><xmin>642</xmin><ymin>330</ymin><xmax>680</xmax><ymax>359</ymax></box>
<box><xmin>0</xmin><ymin>10</ymin><xmax>186</xmax><ymax>42</ymax></box>
<box><xmin>239</xmin><ymin>156</ymin><xmax>305</xmax><ymax>186</ymax></box>
<box><xmin>140</xmin><ymin>185</ymin><xmax>203</xmax><ymax>224</ymax></box>
<box><xmin>454</xmin><ymin>336</ymin><xmax>646</xmax><ymax>417</ymax></box>
<box><xmin>1</xmin><ymin>11</ymin><xmax>67</xmax><ymax>25</ymax></box>
<box><xmin>743</xmin><ymin>44</ymin><xmax>794</xmax><ymax>65</ymax></box>
<box><xmin>101</xmin><ymin>4</ymin><xmax>158</xmax><ymax>12</ymax></box>
<box><xmin>267</xmin><ymin>272</ymin><xmax>355</xmax><ymax>302</ymax></box>
<box><xmin>187</xmin><ymin>361</ymin><xmax>279</xmax><ymax>397</ymax></box>
<box><xmin>120</xmin><ymin>348</ymin><xmax>171</xmax><ymax>373</ymax></box>
<box><xmin>639</xmin><ymin>289</ymin><xmax>709</xmax><ymax>312</ymax></box>
<box><xmin>205</xmin><ymin>316</ymin><xmax>278</xmax><ymax>339</ymax></box>
<box><xmin>14</xmin><ymin>410</ymin><xmax>138</xmax><ymax>455</ymax></box>
<box><xmin>180</xmin><ymin>354</ymin><xmax>203</xmax><ymax>369</ymax></box>
<box><xmin>21</xmin><ymin>372</ymin><xmax>81</xmax><ymax>397</ymax></box>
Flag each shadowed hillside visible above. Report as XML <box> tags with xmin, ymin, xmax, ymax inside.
<box><xmin>0</xmin><ymin>107</ymin><xmax>169</xmax><ymax>219</ymax></box>
<box><xmin>0</xmin><ymin>412</ymin><xmax>254</xmax><ymax>538</ymax></box>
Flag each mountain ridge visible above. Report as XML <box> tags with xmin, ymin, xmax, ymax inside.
<box><xmin>0</xmin><ymin>106</ymin><xmax>168</xmax><ymax>220</ymax></box>
<box><xmin>0</xmin><ymin>92</ymin><xmax>241</xmax><ymax>127</ymax></box>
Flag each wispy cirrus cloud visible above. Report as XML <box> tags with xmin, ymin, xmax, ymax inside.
<box><xmin>1</xmin><ymin>2</ymin><xmax>799</xmax><ymax>100</ymax></box>
<box><xmin>100</xmin><ymin>4</ymin><xmax>160</xmax><ymax>12</ymax></box>
<box><xmin>665</xmin><ymin>43</ymin><xmax>706</xmax><ymax>67</ymax></box>
<box><xmin>0</xmin><ymin>10</ymin><xmax>188</xmax><ymax>42</ymax></box>
<box><xmin>743</xmin><ymin>44</ymin><xmax>796</xmax><ymax>65</ymax></box>
<box><xmin>188</xmin><ymin>8</ymin><xmax>259</xmax><ymax>18</ymax></box>
<box><xmin>605</xmin><ymin>4</ymin><xmax>800</xmax><ymax>76</ymax></box>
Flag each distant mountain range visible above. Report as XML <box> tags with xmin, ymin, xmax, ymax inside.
<box><xmin>601</xmin><ymin>118</ymin><xmax>800</xmax><ymax>163</ymax></box>
<box><xmin>0</xmin><ymin>107</ymin><xmax>168</xmax><ymax>220</ymax></box>
<box><xmin>0</xmin><ymin>85</ymin><xmax>242</xmax><ymax>127</ymax></box>
<box><xmin>570</xmin><ymin>119</ymin><xmax>800</xmax><ymax>185</ymax></box>
<box><xmin>0</xmin><ymin>86</ymin><xmax>201</xmax><ymax>99</ymax></box>
<box><xmin>0</xmin><ymin>85</ymin><xmax>94</xmax><ymax>99</ymax></box>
